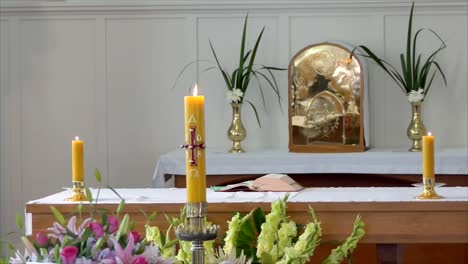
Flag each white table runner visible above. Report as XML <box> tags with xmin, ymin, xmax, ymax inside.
<box><xmin>152</xmin><ymin>148</ymin><xmax>468</xmax><ymax>187</ymax></box>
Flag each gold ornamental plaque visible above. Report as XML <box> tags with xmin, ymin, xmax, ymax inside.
<box><xmin>288</xmin><ymin>42</ymin><xmax>366</xmax><ymax>152</ymax></box>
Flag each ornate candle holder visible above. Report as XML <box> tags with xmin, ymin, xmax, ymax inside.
<box><xmin>65</xmin><ymin>181</ymin><xmax>88</xmax><ymax>202</ymax></box>
<box><xmin>416</xmin><ymin>178</ymin><xmax>443</xmax><ymax>199</ymax></box>
<box><xmin>175</xmin><ymin>203</ymin><xmax>219</xmax><ymax>264</ymax></box>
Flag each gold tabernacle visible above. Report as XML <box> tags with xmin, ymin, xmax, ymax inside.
<box><xmin>288</xmin><ymin>42</ymin><xmax>366</xmax><ymax>153</ymax></box>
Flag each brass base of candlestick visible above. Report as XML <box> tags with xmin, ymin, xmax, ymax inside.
<box><xmin>175</xmin><ymin>202</ymin><xmax>219</xmax><ymax>264</ymax></box>
<box><xmin>417</xmin><ymin>178</ymin><xmax>443</xmax><ymax>199</ymax></box>
<box><xmin>65</xmin><ymin>181</ymin><xmax>88</xmax><ymax>202</ymax></box>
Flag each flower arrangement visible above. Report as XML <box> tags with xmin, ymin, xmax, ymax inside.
<box><xmin>219</xmin><ymin>195</ymin><xmax>365</xmax><ymax>264</ymax></box>
<box><xmin>5</xmin><ymin>170</ymin><xmax>175</xmax><ymax>264</ymax></box>
<box><xmin>351</xmin><ymin>1</ymin><xmax>447</xmax><ymax>103</ymax></box>
<box><xmin>3</xmin><ymin>172</ymin><xmax>365</xmax><ymax>264</ymax></box>
<box><xmin>9</xmin><ymin>214</ymin><xmax>174</xmax><ymax>264</ymax></box>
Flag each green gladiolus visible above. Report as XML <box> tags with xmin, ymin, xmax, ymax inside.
<box><xmin>176</xmin><ymin>240</ymin><xmax>191</xmax><ymax>264</ymax></box>
<box><xmin>145</xmin><ymin>225</ymin><xmax>163</xmax><ymax>246</ymax></box>
<box><xmin>223</xmin><ymin>213</ymin><xmax>242</xmax><ymax>255</ymax></box>
<box><xmin>256</xmin><ymin>196</ymin><xmax>288</xmax><ymax>262</ymax></box>
<box><xmin>322</xmin><ymin>215</ymin><xmax>365</xmax><ymax>264</ymax></box>
<box><xmin>277</xmin><ymin>221</ymin><xmax>297</xmax><ymax>257</ymax></box>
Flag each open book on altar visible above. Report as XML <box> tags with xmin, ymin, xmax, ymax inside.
<box><xmin>212</xmin><ymin>174</ymin><xmax>304</xmax><ymax>192</ymax></box>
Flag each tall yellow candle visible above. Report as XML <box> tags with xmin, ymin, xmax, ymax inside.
<box><xmin>422</xmin><ymin>132</ymin><xmax>435</xmax><ymax>179</ymax></box>
<box><xmin>183</xmin><ymin>85</ymin><xmax>206</xmax><ymax>203</ymax></box>
<box><xmin>72</xmin><ymin>136</ymin><xmax>84</xmax><ymax>182</ymax></box>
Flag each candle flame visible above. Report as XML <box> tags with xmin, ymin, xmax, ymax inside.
<box><xmin>193</xmin><ymin>84</ymin><xmax>198</xmax><ymax>96</ymax></box>
<box><xmin>428</xmin><ymin>132</ymin><xmax>432</xmax><ymax>136</ymax></box>
<box><xmin>75</xmin><ymin>136</ymin><xmax>80</xmax><ymax>140</ymax></box>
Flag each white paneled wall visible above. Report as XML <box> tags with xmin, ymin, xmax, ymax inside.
<box><xmin>106</xmin><ymin>17</ymin><xmax>189</xmax><ymax>187</ymax></box>
<box><xmin>0</xmin><ymin>0</ymin><xmax>467</xmax><ymax>244</ymax></box>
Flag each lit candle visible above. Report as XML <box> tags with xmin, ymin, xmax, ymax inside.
<box><xmin>184</xmin><ymin>84</ymin><xmax>206</xmax><ymax>203</ymax></box>
<box><xmin>422</xmin><ymin>132</ymin><xmax>434</xmax><ymax>179</ymax></box>
<box><xmin>72</xmin><ymin>136</ymin><xmax>84</xmax><ymax>182</ymax></box>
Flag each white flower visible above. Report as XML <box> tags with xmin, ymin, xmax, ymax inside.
<box><xmin>226</xmin><ymin>89</ymin><xmax>244</xmax><ymax>103</ymax></box>
<box><xmin>407</xmin><ymin>88</ymin><xmax>425</xmax><ymax>103</ymax></box>
<box><xmin>207</xmin><ymin>247</ymin><xmax>252</xmax><ymax>264</ymax></box>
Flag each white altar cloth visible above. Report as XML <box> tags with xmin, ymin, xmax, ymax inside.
<box><xmin>152</xmin><ymin>148</ymin><xmax>468</xmax><ymax>187</ymax></box>
<box><xmin>28</xmin><ymin>187</ymin><xmax>468</xmax><ymax>205</ymax></box>
<box><xmin>25</xmin><ymin>187</ymin><xmax>468</xmax><ymax>236</ymax></box>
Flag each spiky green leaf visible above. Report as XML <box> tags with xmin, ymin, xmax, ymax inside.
<box><xmin>251</xmin><ymin>72</ymin><xmax>267</xmax><ymax>110</ymax></box>
<box><xmin>115</xmin><ymin>214</ymin><xmax>129</xmax><ymax>241</ymax></box>
<box><xmin>106</xmin><ymin>185</ymin><xmax>124</xmax><ymax>200</ymax></box>
<box><xmin>15</xmin><ymin>214</ymin><xmax>23</xmax><ymax>230</ymax></box>
<box><xmin>237</xmin><ymin>14</ymin><xmax>249</xmax><ymax>90</ymax></box>
<box><xmin>148</xmin><ymin>211</ymin><xmax>158</xmax><ymax>223</ymax></box>
<box><xmin>245</xmin><ymin>100</ymin><xmax>261</xmax><ymax>127</ymax></box>
<box><xmin>209</xmin><ymin>40</ymin><xmax>233</xmax><ymax>89</ymax></box>
<box><xmin>77</xmin><ymin>202</ymin><xmax>83</xmax><ymax>218</ymax></box>
<box><xmin>49</xmin><ymin>206</ymin><xmax>65</xmax><ymax>226</ymax></box>
<box><xmin>85</xmin><ymin>187</ymin><xmax>93</xmax><ymax>204</ymax></box>
<box><xmin>94</xmin><ymin>168</ymin><xmax>102</xmax><ymax>184</ymax></box>
<box><xmin>116</xmin><ymin>200</ymin><xmax>125</xmax><ymax>216</ymax></box>
<box><xmin>242</xmin><ymin>27</ymin><xmax>265</xmax><ymax>92</ymax></box>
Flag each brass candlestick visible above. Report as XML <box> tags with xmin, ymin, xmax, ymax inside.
<box><xmin>175</xmin><ymin>202</ymin><xmax>219</xmax><ymax>264</ymax></box>
<box><xmin>417</xmin><ymin>178</ymin><xmax>443</xmax><ymax>199</ymax></box>
<box><xmin>65</xmin><ymin>181</ymin><xmax>88</xmax><ymax>201</ymax></box>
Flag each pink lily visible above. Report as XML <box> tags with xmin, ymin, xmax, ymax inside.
<box><xmin>111</xmin><ymin>233</ymin><xmax>135</xmax><ymax>264</ymax></box>
<box><xmin>47</xmin><ymin>216</ymin><xmax>92</xmax><ymax>242</ymax></box>
<box><xmin>67</xmin><ymin>216</ymin><xmax>93</xmax><ymax>237</ymax></box>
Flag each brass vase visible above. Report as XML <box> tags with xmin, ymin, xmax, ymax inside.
<box><xmin>227</xmin><ymin>102</ymin><xmax>246</xmax><ymax>153</ymax></box>
<box><xmin>407</xmin><ymin>102</ymin><xmax>426</xmax><ymax>152</ymax></box>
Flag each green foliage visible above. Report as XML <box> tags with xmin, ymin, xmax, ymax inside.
<box><xmin>115</xmin><ymin>214</ymin><xmax>129</xmax><ymax>241</ymax></box>
<box><xmin>106</xmin><ymin>185</ymin><xmax>124</xmax><ymax>201</ymax></box>
<box><xmin>0</xmin><ymin>239</ymin><xmax>16</xmax><ymax>264</ymax></box>
<box><xmin>7</xmin><ymin>173</ymin><xmax>365</xmax><ymax>264</ymax></box>
<box><xmin>77</xmin><ymin>202</ymin><xmax>83</xmax><ymax>218</ymax></box>
<box><xmin>148</xmin><ymin>211</ymin><xmax>158</xmax><ymax>223</ymax></box>
<box><xmin>174</xmin><ymin>14</ymin><xmax>285</xmax><ymax>127</ymax></box>
<box><xmin>221</xmin><ymin>196</ymin><xmax>364</xmax><ymax>264</ymax></box>
<box><xmin>351</xmin><ymin>2</ymin><xmax>446</xmax><ymax>98</ymax></box>
<box><xmin>145</xmin><ymin>224</ymin><xmax>178</xmax><ymax>259</ymax></box>
<box><xmin>50</xmin><ymin>206</ymin><xmax>65</xmax><ymax>226</ymax></box>
<box><xmin>235</xmin><ymin>208</ymin><xmax>265</xmax><ymax>261</ymax></box>
<box><xmin>209</xmin><ymin>14</ymin><xmax>285</xmax><ymax>126</ymax></box>
<box><xmin>322</xmin><ymin>215</ymin><xmax>366</xmax><ymax>264</ymax></box>
<box><xmin>85</xmin><ymin>187</ymin><xmax>93</xmax><ymax>204</ymax></box>
<box><xmin>116</xmin><ymin>200</ymin><xmax>125</xmax><ymax>217</ymax></box>
<box><xmin>15</xmin><ymin>214</ymin><xmax>23</xmax><ymax>231</ymax></box>
<box><xmin>53</xmin><ymin>244</ymin><xmax>60</xmax><ymax>263</ymax></box>
<box><xmin>94</xmin><ymin>168</ymin><xmax>102</xmax><ymax>184</ymax></box>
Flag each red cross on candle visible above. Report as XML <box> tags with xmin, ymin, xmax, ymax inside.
<box><xmin>181</xmin><ymin>126</ymin><xmax>205</xmax><ymax>166</ymax></box>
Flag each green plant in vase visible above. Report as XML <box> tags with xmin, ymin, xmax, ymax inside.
<box><xmin>351</xmin><ymin>1</ymin><xmax>447</xmax><ymax>151</ymax></box>
<box><xmin>209</xmin><ymin>15</ymin><xmax>284</xmax><ymax>153</ymax></box>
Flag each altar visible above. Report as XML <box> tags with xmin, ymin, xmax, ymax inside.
<box><xmin>153</xmin><ymin>148</ymin><xmax>468</xmax><ymax>188</ymax></box>
<box><xmin>26</xmin><ymin>187</ymin><xmax>468</xmax><ymax>264</ymax></box>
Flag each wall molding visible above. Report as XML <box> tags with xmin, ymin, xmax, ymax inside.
<box><xmin>1</xmin><ymin>0</ymin><xmax>467</xmax><ymax>13</ymax></box>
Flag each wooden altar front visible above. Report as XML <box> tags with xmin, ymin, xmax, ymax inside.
<box><xmin>26</xmin><ymin>188</ymin><xmax>468</xmax><ymax>264</ymax></box>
